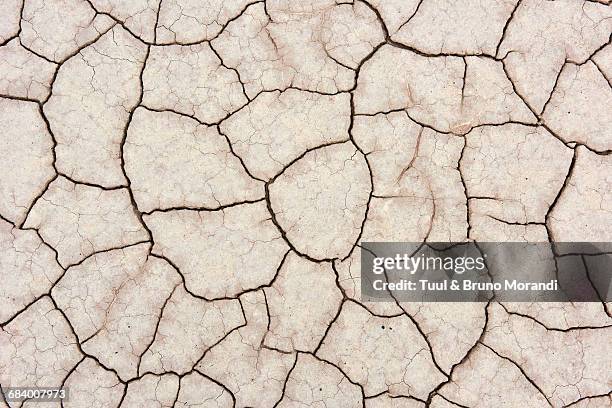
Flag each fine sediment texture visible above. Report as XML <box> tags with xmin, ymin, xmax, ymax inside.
<box><xmin>0</xmin><ymin>0</ymin><xmax>611</xmax><ymax>407</ymax></box>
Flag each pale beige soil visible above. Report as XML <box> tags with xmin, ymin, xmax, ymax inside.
<box><xmin>0</xmin><ymin>0</ymin><xmax>611</xmax><ymax>407</ymax></box>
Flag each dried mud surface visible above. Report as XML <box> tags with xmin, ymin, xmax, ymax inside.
<box><xmin>1</xmin><ymin>0</ymin><xmax>611</xmax><ymax>407</ymax></box>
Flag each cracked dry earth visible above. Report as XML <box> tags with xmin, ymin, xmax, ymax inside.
<box><xmin>0</xmin><ymin>0</ymin><xmax>611</xmax><ymax>407</ymax></box>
